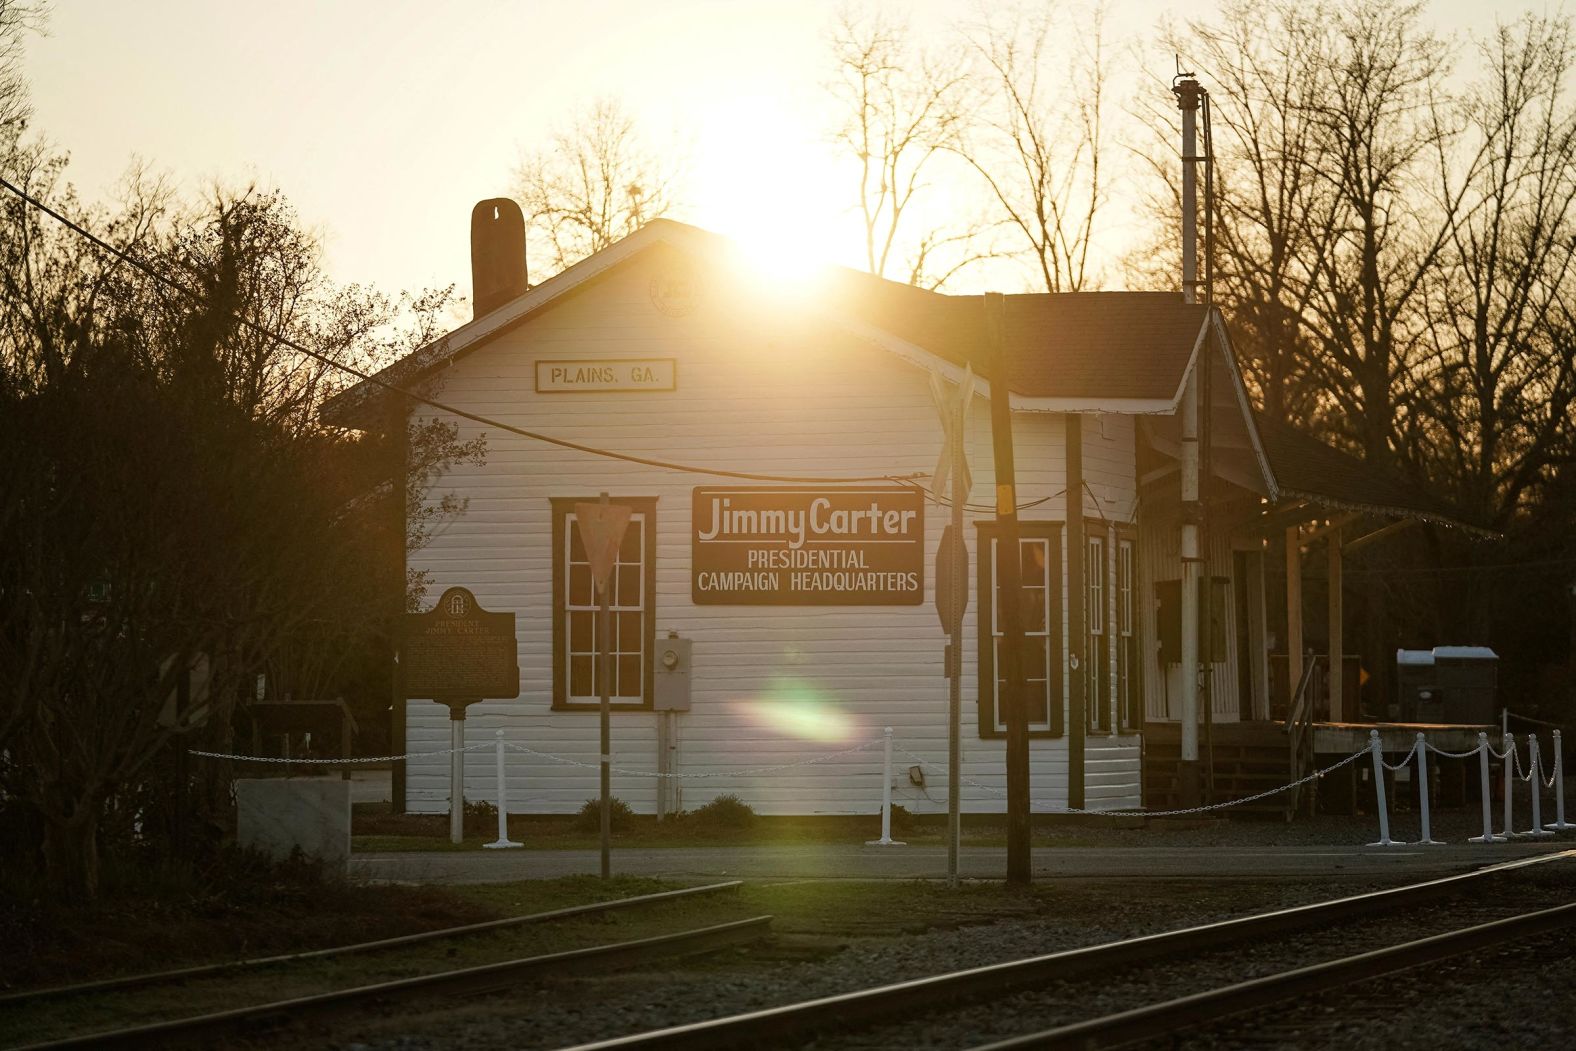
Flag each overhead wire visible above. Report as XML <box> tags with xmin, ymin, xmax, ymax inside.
<box><xmin>0</xmin><ymin>175</ymin><xmax>932</xmax><ymax>487</ymax></box>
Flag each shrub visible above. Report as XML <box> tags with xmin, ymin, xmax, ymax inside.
<box><xmin>463</xmin><ymin>798</ymin><xmax>497</xmax><ymax>835</ymax></box>
<box><xmin>573</xmin><ymin>796</ymin><xmax>635</xmax><ymax>834</ymax></box>
<box><xmin>688</xmin><ymin>793</ymin><xmax>758</xmax><ymax>831</ymax></box>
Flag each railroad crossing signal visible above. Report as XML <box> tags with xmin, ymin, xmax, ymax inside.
<box><xmin>935</xmin><ymin>524</ymin><xmax>968</xmax><ymax>634</ymax></box>
<box><xmin>574</xmin><ymin>500</ymin><xmax>633</xmax><ymax>595</ymax></box>
<box><xmin>929</xmin><ymin>365</ymin><xmax>975</xmax><ymax>506</ymax></box>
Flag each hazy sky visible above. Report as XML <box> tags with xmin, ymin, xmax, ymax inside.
<box><xmin>22</xmin><ymin>0</ymin><xmax>1549</xmax><ymax>304</ymax></box>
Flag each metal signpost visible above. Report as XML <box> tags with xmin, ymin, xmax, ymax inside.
<box><xmin>931</xmin><ymin>366</ymin><xmax>974</xmax><ymax>888</ymax></box>
<box><xmin>401</xmin><ymin>587</ymin><xmax>519</xmax><ymax>844</ymax></box>
<box><xmin>575</xmin><ymin>493</ymin><xmax>634</xmax><ymax>879</ymax></box>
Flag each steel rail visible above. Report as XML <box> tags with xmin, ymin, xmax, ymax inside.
<box><xmin>10</xmin><ymin>915</ymin><xmax>772</xmax><ymax>1051</ymax></box>
<box><xmin>556</xmin><ymin>849</ymin><xmax>1576</xmax><ymax>1051</ymax></box>
<box><xmin>969</xmin><ymin>901</ymin><xmax>1576</xmax><ymax>1050</ymax></box>
<box><xmin>0</xmin><ymin>879</ymin><xmax>742</xmax><ymax>1007</ymax></box>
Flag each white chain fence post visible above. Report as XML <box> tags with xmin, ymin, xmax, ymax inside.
<box><xmin>1469</xmin><ymin>733</ymin><xmax>1505</xmax><ymax>843</ymax></box>
<box><xmin>1525</xmin><ymin>733</ymin><xmax>1554</xmax><ymax>838</ymax></box>
<box><xmin>865</xmin><ymin>726</ymin><xmax>905</xmax><ymax>847</ymax></box>
<box><xmin>485</xmin><ymin>729</ymin><xmax>522</xmax><ymax>850</ymax></box>
<box><xmin>1414</xmin><ymin>732</ymin><xmax>1442</xmax><ymax>845</ymax></box>
<box><xmin>1367</xmin><ymin>730</ymin><xmax>1403</xmax><ymax>847</ymax></box>
<box><xmin>1550</xmin><ymin>730</ymin><xmax>1573</xmax><ymax>832</ymax></box>
<box><xmin>1502</xmin><ymin>731</ymin><xmax>1519</xmax><ymax>839</ymax></box>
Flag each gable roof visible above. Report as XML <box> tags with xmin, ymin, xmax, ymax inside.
<box><xmin>321</xmin><ymin>219</ymin><xmax>1212</xmax><ymax>427</ymax></box>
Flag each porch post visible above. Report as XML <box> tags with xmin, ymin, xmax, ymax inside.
<box><xmin>1247</xmin><ymin>549</ymin><xmax>1270</xmax><ymax>720</ymax></box>
<box><xmin>1067</xmin><ymin>414</ymin><xmax>1086</xmax><ymax>810</ymax></box>
<box><xmin>1286</xmin><ymin>526</ymin><xmax>1303</xmax><ymax>710</ymax></box>
<box><xmin>1328</xmin><ymin>526</ymin><xmax>1344</xmax><ymax>722</ymax></box>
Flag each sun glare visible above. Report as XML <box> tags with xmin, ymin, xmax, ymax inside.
<box><xmin>687</xmin><ymin>95</ymin><xmax>852</xmax><ymax>292</ymax></box>
<box><xmin>732</xmin><ymin>681</ymin><xmax>856</xmax><ymax>743</ymax></box>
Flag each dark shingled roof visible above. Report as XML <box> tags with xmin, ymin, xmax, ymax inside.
<box><xmin>1256</xmin><ymin>417</ymin><xmax>1489</xmax><ymax>532</ymax></box>
<box><xmin>817</xmin><ymin>268</ymin><xmax>1208</xmax><ymax>401</ymax></box>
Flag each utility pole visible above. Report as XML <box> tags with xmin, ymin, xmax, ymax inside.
<box><xmin>1175</xmin><ymin>75</ymin><xmax>1205</xmax><ymax>807</ymax></box>
<box><xmin>986</xmin><ymin>293</ymin><xmax>1032</xmax><ymax>884</ymax></box>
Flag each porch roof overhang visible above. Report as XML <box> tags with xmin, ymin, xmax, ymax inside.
<box><xmin>1254</xmin><ymin>418</ymin><xmax>1495</xmax><ymax>536</ymax></box>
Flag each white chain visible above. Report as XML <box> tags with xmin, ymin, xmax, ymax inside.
<box><xmin>1426</xmin><ymin>741</ymin><xmax>1485</xmax><ymax>760</ymax></box>
<box><xmin>188</xmin><ymin>743</ymin><xmax>491</xmax><ymax>764</ymax></box>
<box><xmin>896</xmin><ymin>744</ymin><xmax>1368</xmax><ymax>818</ymax></box>
<box><xmin>1513</xmin><ymin>743</ymin><xmax>1536</xmax><ymax>783</ymax></box>
<box><xmin>1380</xmin><ymin>742</ymin><xmax>1418</xmax><ymax>772</ymax></box>
<box><xmin>502</xmin><ymin>737</ymin><xmax>881</xmax><ymax>779</ymax></box>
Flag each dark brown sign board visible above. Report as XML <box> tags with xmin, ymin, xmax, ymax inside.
<box><xmin>692</xmin><ymin>486</ymin><xmax>924</xmax><ymax>605</ymax></box>
<box><xmin>401</xmin><ymin>587</ymin><xmax>520</xmax><ymax>701</ymax></box>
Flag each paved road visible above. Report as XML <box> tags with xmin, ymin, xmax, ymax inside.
<box><xmin>349</xmin><ymin>840</ymin><xmax>1574</xmax><ymax>884</ymax></box>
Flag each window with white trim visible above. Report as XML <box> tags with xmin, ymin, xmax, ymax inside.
<box><xmin>1117</xmin><ymin>533</ymin><xmax>1141</xmax><ymax>730</ymax></box>
<box><xmin>976</xmin><ymin>522</ymin><xmax>1062</xmax><ymax>738</ymax></box>
<box><xmin>551</xmin><ymin>497</ymin><xmax>656</xmax><ymax>710</ymax></box>
<box><xmin>1085</xmin><ymin>529</ymin><xmax>1112</xmax><ymax>733</ymax></box>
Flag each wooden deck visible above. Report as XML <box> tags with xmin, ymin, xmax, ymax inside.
<box><xmin>1311</xmin><ymin>721</ymin><xmax>1491</xmax><ymax>755</ymax></box>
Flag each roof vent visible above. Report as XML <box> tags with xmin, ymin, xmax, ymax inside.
<box><xmin>470</xmin><ymin>199</ymin><xmax>528</xmax><ymax>319</ymax></box>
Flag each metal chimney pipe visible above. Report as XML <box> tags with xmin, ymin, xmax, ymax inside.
<box><xmin>1177</xmin><ymin>78</ymin><xmax>1202</xmax><ymax>306</ymax></box>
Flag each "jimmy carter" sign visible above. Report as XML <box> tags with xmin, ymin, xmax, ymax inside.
<box><xmin>692</xmin><ymin>487</ymin><xmax>924</xmax><ymax>605</ymax></box>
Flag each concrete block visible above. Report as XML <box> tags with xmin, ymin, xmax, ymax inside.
<box><xmin>236</xmin><ymin>778</ymin><xmax>351</xmax><ymax>872</ymax></box>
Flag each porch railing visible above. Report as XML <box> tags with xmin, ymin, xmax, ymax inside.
<box><xmin>1283</xmin><ymin>656</ymin><xmax>1325</xmax><ymax>818</ymax></box>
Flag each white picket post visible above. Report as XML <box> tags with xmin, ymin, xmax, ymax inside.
<box><xmin>865</xmin><ymin>726</ymin><xmax>905</xmax><ymax>847</ymax></box>
<box><xmin>1549</xmin><ymin>730</ymin><xmax>1573</xmax><ymax>831</ymax></box>
<box><xmin>1525</xmin><ymin>733</ymin><xmax>1554</xmax><ymax>838</ymax></box>
<box><xmin>1415</xmin><ymin>733</ymin><xmax>1442</xmax><ymax>845</ymax></box>
<box><xmin>485</xmin><ymin>729</ymin><xmax>522</xmax><ymax>850</ymax></box>
<box><xmin>1503</xmin><ymin>731</ymin><xmax>1520</xmax><ymax>838</ymax></box>
<box><xmin>1470</xmin><ymin>732</ymin><xmax>1506</xmax><ymax>843</ymax></box>
<box><xmin>1367</xmin><ymin>730</ymin><xmax>1402</xmax><ymax>846</ymax></box>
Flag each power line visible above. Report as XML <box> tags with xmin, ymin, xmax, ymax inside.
<box><xmin>0</xmin><ymin>175</ymin><xmax>928</xmax><ymax>487</ymax></box>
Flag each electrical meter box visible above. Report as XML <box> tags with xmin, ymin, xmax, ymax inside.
<box><xmin>653</xmin><ymin>636</ymin><xmax>692</xmax><ymax>711</ymax></box>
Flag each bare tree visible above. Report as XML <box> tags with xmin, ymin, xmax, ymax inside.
<box><xmin>0</xmin><ymin>166</ymin><xmax>484</xmax><ymax>899</ymax></box>
<box><xmin>960</xmin><ymin>1</ymin><xmax>1110</xmax><ymax>292</ymax></box>
<box><xmin>0</xmin><ymin>1</ymin><xmax>45</xmax><ymax>141</ymax></box>
<box><xmin>1133</xmin><ymin>1</ymin><xmax>1340</xmax><ymax>425</ymax></box>
<box><xmin>1417</xmin><ymin>13</ymin><xmax>1576</xmax><ymax>529</ymax></box>
<box><xmin>514</xmin><ymin>98</ymin><xmax>680</xmax><ymax>277</ymax></box>
<box><xmin>826</xmin><ymin>6</ymin><xmax>997</xmax><ymax>290</ymax></box>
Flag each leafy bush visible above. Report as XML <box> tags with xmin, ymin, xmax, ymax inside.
<box><xmin>688</xmin><ymin>793</ymin><xmax>758</xmax><ymax>831</ymax></box>
<box><xmin>573</xmin><ymin>796</ymin><xmax>635</xmax><ymax>834</ymax></box>
<box><xmin>463</xmin><ymin>798</ymin><xmax>498</xmax><ymax>835</ymax></box>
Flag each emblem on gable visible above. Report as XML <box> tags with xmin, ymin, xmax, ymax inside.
<box><xmin>649</xmin><ymin>270</ymin><xmax>701</xmax><ymax>317</ymax></box>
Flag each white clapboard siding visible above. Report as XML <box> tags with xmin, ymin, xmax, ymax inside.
<box><xmin>404</xmin><ymin>253</ymin><xmax>1141</xmax><ymax>815</ymax></box>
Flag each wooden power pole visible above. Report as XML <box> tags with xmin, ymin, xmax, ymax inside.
<box><xmin>985</xmin><ymin>293</ymin><xmax>1032</xmax><ymax>884</ymax></box>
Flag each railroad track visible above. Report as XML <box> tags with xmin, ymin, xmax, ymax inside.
<box><xmin>2</xmin><ymin>882</ymin><xmax>764</xmax><ymax>1051</ymax></box>
<box><xmin>0</xmin><ymin>879</ymin><xmax>742</xmax><ymax>1008</ymax></box>
<box><xmin>968</xmin><ymin>901</ymin><xmax>1576</xmax><ymax>1050</ymax></box>
<box><xmin>556</xmin><ymin>849</ymin><xmax>1576</xmax><ymax>1051</ymax></box>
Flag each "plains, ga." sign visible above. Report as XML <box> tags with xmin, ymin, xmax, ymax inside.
<box><xmin>692</xmin><ymin>487</ymin><xmax>924</xmax><ymax>605</ymax></box>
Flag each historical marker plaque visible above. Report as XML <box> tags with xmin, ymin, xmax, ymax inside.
<box><xmin>401</xmin><ymin>587</ymin><xmax>520</xmax><ymax>701</ymax></box>
<box><xmin>692</xmin><ymin>487</ymin><xmax>924</xmax><ymax>606</ymax></box>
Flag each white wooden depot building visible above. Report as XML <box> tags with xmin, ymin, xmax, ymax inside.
<box><xmin>325</xmin><ymin>203</ymin><xmax>1482</xmax><ymax>818</ymax></box>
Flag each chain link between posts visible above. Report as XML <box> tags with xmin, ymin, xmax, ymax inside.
<box><xmin>1380</xmin><ymin>742</ymin><xmax>1419</xmax><ymax>772</ymax></box>
<box><xmin>188</xmin><ymin>744</ymin><xmax>492</xmax><ymax>764</ymax></box>
<box><xmin>1425</xmin><ymin>741</ymin><xmax>1485</xmax><ymax>760</ymax></box>
<box><xmin>502</xmin><ymin>737</ymin><xmax>882</xmax><ymax>780</ymax></box>
<box><xmin>1513</xmin><ymin>742</ymin><xmax>1536</xmax><ymax>783</ymax></box>
<box><xmin>896</xmin><ymin>743</ymin><xmax>1370</xmax><ymax>819</ymax></box>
